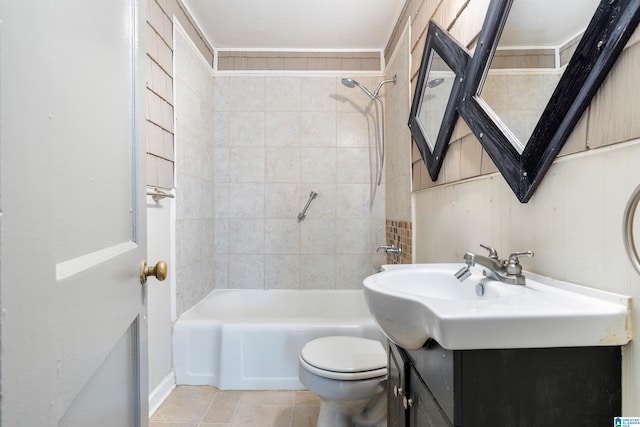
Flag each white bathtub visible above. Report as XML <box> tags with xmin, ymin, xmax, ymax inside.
<box><xmin>173</xmin><ymin>289</ymin><xmax>385</xmax><ymax>390</ymax></box>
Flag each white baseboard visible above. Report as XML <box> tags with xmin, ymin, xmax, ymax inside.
<box><xmin>149</xmin><ymin>371</ymin><xmax>176</xmax><ymax>417</ymax></box>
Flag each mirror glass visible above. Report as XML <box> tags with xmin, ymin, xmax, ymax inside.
<box><xmin>477</xmin><ymin>0</ymin><xmax>600</xmax><ymax>153</ymax></box>
<box><xmin>416</xmin><ymin>51</ymin><xmax>456</xmax><ymax>151</ymax></box>
<box><xmin>408</xmin><ymin>21</ymin><xmax>470</xmax><ymax>181</ymax></box>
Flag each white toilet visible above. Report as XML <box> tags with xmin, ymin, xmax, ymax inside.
<box><xmin>298</xmin><ymin>336</ymin><xmax>388</xmax><ymax>427</ymax></box>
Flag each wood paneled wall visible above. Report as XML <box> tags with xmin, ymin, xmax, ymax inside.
<box><xmin>145</xmin><ymin>0</ymin><xmax>214</xmax><ymax>189</ymax></box>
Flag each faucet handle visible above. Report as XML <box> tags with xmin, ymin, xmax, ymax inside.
<box><xmin>479</xmin><ymin>244</ymin><xmax>499</xmax><ymax>259</ymax></box>
<box><xmin>506</xmin><ymin>251</ymin><xmax>534</xmax><ymax>276</ymax></box>
<box><xmin>507</xmin><ymin>250</ymin><xmax>534</xmax><ymax>263</ymax></box>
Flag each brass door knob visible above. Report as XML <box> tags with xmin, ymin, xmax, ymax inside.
<box><xmin>140</xmin><ymin>260</ymin><xmax>168</xmax><ymax>285</ymax></box>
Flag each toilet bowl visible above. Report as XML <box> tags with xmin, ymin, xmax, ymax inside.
<box><xmin>298</xmin><ymin>336</ymin><xmax>388</xmax><ymax>427</ymax></box>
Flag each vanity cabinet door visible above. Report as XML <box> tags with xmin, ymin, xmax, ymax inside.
<box><xmin>388</xmin><ymin>343</ymin><xmax>408</xmax><ymax>427</ymax></box>
<box><xmin>406</xmin><ymin>366</ymin><xmax>452</xmax><ymax>427</ymax></box>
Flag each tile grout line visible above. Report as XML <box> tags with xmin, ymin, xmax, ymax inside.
<box><xmin>197</xmin><ymin>393</ymin><xmax>216</xmax><ymax>426</ymax></box>
<box><xmin>228</xmin><ymin>390</ymin><xmax>248</xmax><ymax>426</ymax></box>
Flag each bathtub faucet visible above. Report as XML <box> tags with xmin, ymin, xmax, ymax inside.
<box><xmin>377</xmin><ymin>244</ymin><xmax>401</xmax><ymax>255</ymax></box>
<box><xmin>454</xmin><ymin>244</ymin><xmax>533</xmax><ymax>285</ymax></box>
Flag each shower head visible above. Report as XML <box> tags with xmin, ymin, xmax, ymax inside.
<box><xmin>341</xmin><ymin>75</ymin><xmax>397</xmax><ymax>100</ymax></box>
<box><xmin>341</xmin><ymin>78</ymin><xmax>375</xmax><ymax>99</ymax></box>
<box><xmin>341</xmin><ymin>78</ymin><xmax>358</xmax><ymax>89</ymax></box>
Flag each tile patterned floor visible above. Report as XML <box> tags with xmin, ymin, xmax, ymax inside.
<box><xmin>150</xmin><ymin>385</ymin><xmax>321</xmax><ymax>427</ymax></box>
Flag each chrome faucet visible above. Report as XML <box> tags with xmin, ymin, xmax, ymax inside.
<box><xmin>455</xmin><ymin>244</ymin><xmax>534</xmax><ymax>285</ymax></box>
<box><xmin>377</xmin><ymin>244</ymin><xmax>401</xmax><ymax>255</ymax></box>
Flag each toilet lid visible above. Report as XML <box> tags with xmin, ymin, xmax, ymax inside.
<box><xmin>300</xmin><ymin>336</ymin><xmax>387</xmax><ymax>380</ymax></box>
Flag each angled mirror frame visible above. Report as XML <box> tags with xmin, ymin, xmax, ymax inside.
<box><xmin>459</xmin><ymin>0</ymin><xmax>640</xmax><ymax>202</ymax></box>
<box><xmin>409</xmin><ymin>21</ymin><xmax>471</xmax><ymax>181</ymax></box>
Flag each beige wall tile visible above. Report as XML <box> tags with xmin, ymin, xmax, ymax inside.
<box><xmin>264</xmin><ymin>255</ymin><xmax>301</xmax><ymax>289</ymax></box>
<box><xmin>217</xmin><ymin>51</ymin><xmax>381</xmax><ymax>72</ymax></box>
<box><xmin>300</xmin><ymin>255</ymin><xmax>335</xmax><ymax>289</ymax></box>
<box><xmin>214</xmin><ymin>76</ymin><xmax>384</xmax><ymax>290</ymax></box>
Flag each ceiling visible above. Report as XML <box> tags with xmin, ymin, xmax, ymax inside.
<box><xmin>181</xmin><ymin>0</ymin><xmax>600</xmax><ymax>52</ymax></box>
<box><xmin>181</xmin><ymin>0</ymin><xmax>406</xmax><ymax>51</ymax></box>
<box><xmin>499</xmin><ymin>0</ymin><xmax>599</xmax><ymax>47</ymax></box>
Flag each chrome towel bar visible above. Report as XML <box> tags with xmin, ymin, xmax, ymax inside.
<box><xmin>623</xmin><ymin>183</ymin><xmax>640</xmax><ymax>275</ymax></box>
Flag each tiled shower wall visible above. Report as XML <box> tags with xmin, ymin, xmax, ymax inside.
<box><xmin>213</xmin><ymin>75</ymin><xmax>387</xmax><ymax>289</ymax></box>
<box><xmin>174</xmin><ymin>31</ymin><xmax>216</xmax><ymax>315</ymax></box>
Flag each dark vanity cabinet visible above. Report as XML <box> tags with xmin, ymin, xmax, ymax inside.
<box><xmin>389</xmin><ymin>343</ymin><xmax>450</xmax><ymax>427</ymax></box>
<box><xmin>388</xmin><ymin>342</ymin><xmax>406</xmax><ymax>427</ymax></box>
<box><xmin>388</xmin><ymin>340</ymin><xmax>622</xmax><ymax>427</ymax></box>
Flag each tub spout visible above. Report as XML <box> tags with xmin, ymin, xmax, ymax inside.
<box><xmin>376</xmin><ymin>244</ymin><xmax>401</xmax><ymax>255</ymax></box>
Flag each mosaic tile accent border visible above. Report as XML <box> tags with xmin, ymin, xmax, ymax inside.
<box><xmin>385</xmin><ymin>219</ymin><xmax>412</xmax><ymax>264</ymax></box>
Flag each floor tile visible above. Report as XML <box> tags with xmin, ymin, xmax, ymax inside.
<box><xmin>294</xmin><ymin>390</ymin><xmax>322</xmax><ymax>406</ymax></box>
<box><xmin>150</xmin><ymin>385</ymin><xmax>217</xmax><ymax>423</ymax></box>
<box><xmin>150</xmin><ymin>386</ymin><xmax>320</xmax><ymax>427</ymax></box>
<box><xmin>202</xmin><ymin>390</ymin><xmax>243</xmax><ymax>423</ymax></box>
<box><xmin>149</xmin><ymin>423</ymin><xmax>199</xmax><ymax>427</ymax></box>
<box><xmin>231</xmin><ymin>405</ymin><xmax>293</xmax><ymax>427</ymax></box>
<box><xmin>239</xmin><ymin>390</ymin><xmax>296</xmax><ymax>405</ymax></box>
<box><xmin>292</xmin><ymin>404</ymin><xmax>321</xmax><ymax>427</ymax></box>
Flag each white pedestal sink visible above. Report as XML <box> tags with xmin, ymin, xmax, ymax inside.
<box><xmin>363</xmin><ymin>264</ymin><xmax>631</xmax><ymax>350</ymax></box>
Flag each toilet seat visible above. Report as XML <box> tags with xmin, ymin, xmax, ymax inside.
<box><xmin>300</xmin><ymin>336</ymin><xmax>387</xmax><ymax>381</ymax></box>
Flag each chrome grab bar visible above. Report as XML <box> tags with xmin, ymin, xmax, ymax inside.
<box><xmin>297</xmin><ymin>190</ymin><xmax>318</xmax><ymax>222</ymax></box>
<box><xmin>623</xmin><ymin>184</ymin><xmax>640</xmax><ymax>275</ymax></box>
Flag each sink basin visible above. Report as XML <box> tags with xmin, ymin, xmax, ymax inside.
<box><xmin>370</xmin><ymin>267</ymin><xmax>503</xmax><ymax>300</ymax></box>
<box><xmin>363</xmin><ymin>264</ymin><xmax>631</xmax><ymax>350</ymax></box>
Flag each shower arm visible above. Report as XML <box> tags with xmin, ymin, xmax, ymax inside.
<box><xmin>372</xmin><ymin>76</ymin><xmax>397</xmax><ymax>99</ymax></box>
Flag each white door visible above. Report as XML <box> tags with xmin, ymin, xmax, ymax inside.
<box><xmin>0</xmin><ymin>0</ymin><xmax>151</xmax><ymax>426</ymax></box>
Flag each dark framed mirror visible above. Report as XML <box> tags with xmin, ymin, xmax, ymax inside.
<box><xmin>460</xmin><ymin>0</ymin><xmax>640</xmax><ymax>202</ymax></box>
<box><xmin>409</xmin><ymin>21</ymin><xmax>470</xmax><ymax>181</ymax></box>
